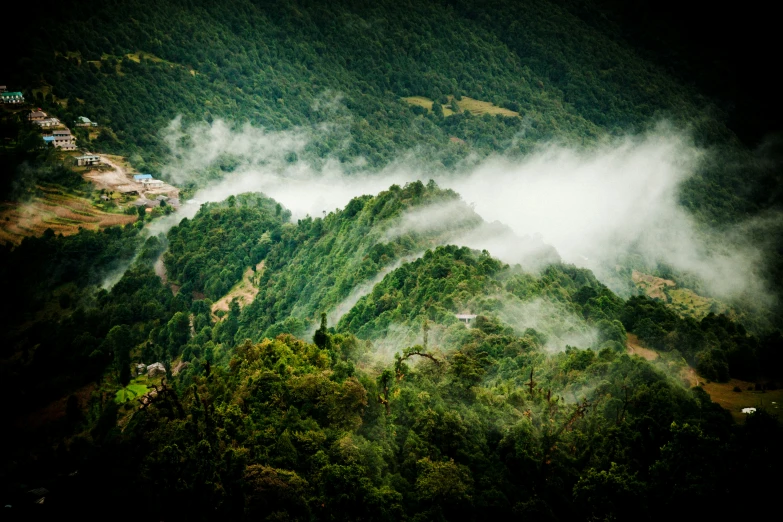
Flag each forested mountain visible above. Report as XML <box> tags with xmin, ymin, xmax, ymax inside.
<box><xmin>3</xmin><ymin>0</ymin><xmax>779</xmax><ymax>224</ymax></box>
<box><xmin>2</xmin><ymin>0</ymin><xmax>783</xmax><ymax>520</ymax></box>
<box><xmin>3</xmin><ymin>188</ymin><xmax>781</xmax><ymax>519</ymax></box>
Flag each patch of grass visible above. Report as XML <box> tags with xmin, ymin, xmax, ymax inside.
<box><xmin>114</xmin><ymin>382</ymin><xmax>150</xmax><ymax>404</ymax></box>
<box><xmin>453</xmin><ymin>96</ymin><xmax>519</xmax><ymax>116</ymax></box>
<box><xmin>402</xmin><ymin>96</ymin><xmax>455</xmax><ymax>116</ymax></box>
<box><xmin>402</xmin><ymin>95</ymin><xmax>519</xmax><ymax>117</ymax></box>
<box><xmin>701</xmin><ymin>379</ymin><xmax>783</xmax><ymax>423</ymax></box>
<box><xmin>632</xmin><ymin>270</ymin><xmax>729</xmax><ymax>321</ymax></box>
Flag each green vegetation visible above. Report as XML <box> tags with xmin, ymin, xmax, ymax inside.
<box><xmin>4</xmin><ymin>0</ymin><xmax>779</xmax><ymax>227</ymax></box>
<box><xmin>237</xmin><ymin>182</ymin><xmax>486</xmax><ymax>342</ymax></box>
<box><xmin>114</xmin><ymin>382</ymin><xmax>149</xmax><ymax>404</ymax></box>
<box><xmin>1</xmin><ymin>1</ymin><xmax>782</xmax><ymax>519</ymax></box>
<box><xmin>2</xmin><ymin>189</ymin><xmax>782</xmax><ymax>520</ymax></box>
<box><xmin>164</xmin><ymin>193</ymin><xmax>290</xmax><ymax>300</ymax></box>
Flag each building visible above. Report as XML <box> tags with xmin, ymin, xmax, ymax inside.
<box><xmin>133</xmin><ymin>174</ymin><xmax>153</xmax><ymax>182</ymax></box>
<box><xmin>75</xmin><ymin>116</ymin><xmax>97</xmax><ymax>127</ymax></box>
<box><xmin>132</xmin><ymin>197</ymin><xmax>162</xmax><ymax>208</ymax></box>
<box><xmin>75</xmin><ymin>154</ymin><xmax>100</xmax><ymax>166</ymax></box>
<box><xmin>0</xmin><ymin>91</ymin><xmax>24</xmax><ymax>104</ymax></box>
<box><xmin>456</xmin><ymin>314</ymin><xmax>477</xmax><ymax>326</ymax></box>
<box><xmin>52</xmin><ymin>128</ymin><xmax>76</xmax><ymax>149</ymax></box>
<box><xmin>142</xmin><ymin>179</ymin><xmax>164</xmax><ymax>187</ymax></box>
<box><xmin>42</xmin><ymin>136</ymin><xmax>54</xmax><ymax>146</ymax></box>
<box><xmin>27</xmin><ymin>110</ymin><xmax>46</xmax><ymax>122</ymax></box>
<box><xmin>36</xmin><ymin>117</ymin><xmax>61</xmax><ymax>128</ymax></box>
<box><xmin>0</xmin><ymin>86</ymin><xmax>6</xmax><ymax>93</ymax></box>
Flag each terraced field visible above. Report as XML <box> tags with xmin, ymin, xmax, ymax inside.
<box><xmin>0</xmin><ymin>185</ymin><xmax>136</xmax><ymax>245</ymax></box>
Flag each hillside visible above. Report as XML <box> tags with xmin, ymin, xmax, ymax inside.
<box><xmin>2</xmin><ymin>1</ymin><xmax>783</xmax><ymax>520</ymax></box>
<box><xmin>4</xmin><ymin>0</ymin><xmax>778</xmax><ymax>226</ymax></box>
<box><xmin>3</xmin><ymin>190</ymin><xmax>782</xmax><ymax>520</ymax></box>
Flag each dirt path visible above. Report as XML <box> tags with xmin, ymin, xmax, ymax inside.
<box><xmin>154</xmin><ymin>256</ymin><xmax>168</xmax><ymax>283</ymax></box>
<box><xmin>84</xmin><ymin>155</ymin><xmax>179</xmax><ymax>201</ymax></box>
<box><xmin>83</xmin><ymin>155</ymin><xmax>140</xmax><ymax>193</ymax></box>
<box><xmin>626</xmin><ymin>333</ymin><xmax>659</xmax><ymax>361</ymax></box>
<box><xmin>211</xmin><ymin>261</ymin><xmax>265</xmax><ymax>319</ymax></box>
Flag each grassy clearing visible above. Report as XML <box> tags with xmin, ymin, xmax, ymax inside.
<box><xmin>114</xmin><ymin>381</ymin><xmax>150</xmax><ymax>404</ymax></box>
<box><xmin>125</xmin><ymin>51</ymin><xmax>174</xmax><ymax>66</ymax></box>
<box><xmin>626</xmin><ymin>333</ymin><xmax>658</xmax><ymax>361</ymax></box>
<box><xmin>402</xmin><ymin>95</ymin><xmax>519</xmax><ymax>118</ymax></box>
<box><xmin>700</xmin><ymin>379</ymin><xmax>783</xmax><ymax>423</ymax></box>
<box><xmin>0</xmin><ymin>184</ymin><xmax>137</xmax><ymax>245</ymax></box>
<box><xmin>403</xmin><ymin>96</ymin><xmax>455</xmax><ymax>116</ymax></box>
<box><xmin>632</xmin><ymin>270</ymin><xmax>728</xmax><ymax>321</ymax></box>
<box><xmin>455</xmin><ymin>96</ymin><xmax>519</xmax><ymax>116</ymax></box>
<box><xmin>212</xmin><ymin>261</ymin><xmax>265</xmax><ymax>319</ymax></box>
<box><xmin>631</xmin><ymin>270</ymin><xmax>675</xmax><ymax>300</ymax></box>
<box><xmin>627</xmin><ymin>333</ymin><xmax>781</xmax><ymax>423</ymax></box>
<box><xmin>667</xmin><ymin>288</ymin><xmax>727</xmax><ymax>320</ymax></box>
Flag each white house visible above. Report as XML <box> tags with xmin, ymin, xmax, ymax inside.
<box><xmin>75</xmin><ymin>154</ymin><xmax>100</xmax><ymax>166</ymax></box>
<box><xmin>456</xmin><ymin>314</ymin><xmax>478</xmax><ymax>325</ymax></box>
<box><xmin>36</xmin><ymin>117</ymin><xmax>61</xmax><ymax>128</ymax></box>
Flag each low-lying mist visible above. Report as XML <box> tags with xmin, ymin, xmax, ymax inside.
<box><xmin>155</xmin><ymin>117</ymin><xmax>780</xmax><ymax>312</ymax></box>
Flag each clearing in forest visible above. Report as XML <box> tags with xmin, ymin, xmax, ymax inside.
<box><xmin>626</xmin><ymin>333</ymin><xmax>658</xmax><ymax>361</ymax></box>
<box><xmin>700</xmin><ymin>379</ymin><xmax>783</xmax><ymax>423</ymax></box>
<box><xmin>632</xmin><ymin>270</ymin><xmax>728</xmax><ymax>320</ymax></box>
<box><xmin>402</xmin><ymin>95</ymin><xmax>520</xmax><ymax>117</ymax></box>
<box><xmin>0</xmin><ymin>185</ymin><xmax>136</xmax><ymax>245</ymax></box>
<box><xmin>211</xmin><ymin>261</ymin><xmax>265</xmax><ymax>319</ymax></box>
<box><xmin>626</xmin><ymin>333</ymin><xmax>782</xmax><ymax>423</ymax></box>
<box><xmin>631</xmin><ymin>270</ymin><xmax>675</xmax><ymax>300</ymax></box>
<box><xmin>115</xmin><ymin>383</ymin><xmax>150</xmax><ymax>404</ymax></box>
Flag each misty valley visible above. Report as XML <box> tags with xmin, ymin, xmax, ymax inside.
<box><xmin>1</xmin><ymin>1</ymin><xmax>783</xmax><ymax>521</ymax></box>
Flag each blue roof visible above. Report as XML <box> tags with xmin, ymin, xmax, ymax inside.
<box><xmin>133</xmin><ymin>174</ymin><xmax>153</xmax><ymax>180</ymax></box>
<box><xmin>43</xmin><ymin>136</ymin><xmax>54</xmax><ymax>142</ymax></box>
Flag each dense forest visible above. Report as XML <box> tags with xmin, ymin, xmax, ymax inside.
<box><xmin>2</xmin><ymin>0</ymin><xmax>783</xmax><ymax>520</ymax></box>
<box><xmin>2</xmin><ymin>0</ymin><xmax>780</xmax><ymax>224</ymax></box>
<box><xmin>3</xmin><ymin>187</ymin><xmax>782</xmax><ymax>519</ymax></box>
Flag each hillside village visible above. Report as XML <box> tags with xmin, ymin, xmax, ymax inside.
<box><xmin>0</xmin><ymin>83</ymin><xmax>181</xmax><ymax>244</ymax></box>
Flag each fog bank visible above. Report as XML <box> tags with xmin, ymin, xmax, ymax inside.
<box><xmin>157</xmin><ymin>118</ymin><xmax>777</xmax><ymax>307</ymax></box>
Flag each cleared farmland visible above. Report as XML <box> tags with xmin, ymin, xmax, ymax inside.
<box><xmin>0</xmin><ymin>185</ymin><xmax>136</xmax><ymax>245</ymax></box>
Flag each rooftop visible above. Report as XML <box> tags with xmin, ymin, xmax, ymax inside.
<box><xmin>1</xmin><ymin>91</ymin><xmax>23</xmax><ymax>97</ymax></box>
<box><xmin>77</xmin><ymin>116</ymin><xmax>92</xmax><ymax>123</ymax></box>
<box><xmin>455</xmin><ymin>314</ymin><xmax>478</xmax><ymax>319</ymax></box>
<box><xmin>133</xmin><ymin>174</ymin><xmax>153</xmax><ymax>180</ymax></box>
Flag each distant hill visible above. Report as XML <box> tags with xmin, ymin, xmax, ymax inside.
<box><xmin>3</xmin><ymin>1</ymin><xmax>780</xmax><ymax>226</ymax></box>
<box><xmin>0</xmin><ymin>7</ymin><xmax>713</xmax><ymax>152</ymax></box>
